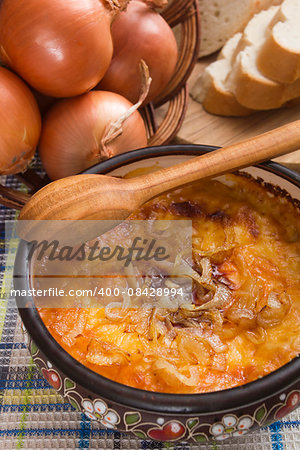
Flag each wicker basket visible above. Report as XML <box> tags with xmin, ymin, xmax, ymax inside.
<box><xmin>0</xmin><ymin>0</ymin><xmax>200</xmax><ymax>209</ymax></box>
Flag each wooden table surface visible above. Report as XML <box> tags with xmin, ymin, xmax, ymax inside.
<box><xmin>172</xmin><ymin>57</ymin><xmax>300</xmax><ymax>172</ymax></box>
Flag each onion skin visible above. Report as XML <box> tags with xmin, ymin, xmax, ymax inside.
<box><xmin>0</xmin><ymin>0</ymin><xmax>114</xmax><ymax>97</ymax></box>
<box><xmin>39</xmin><ymin>91</ymin><xmax>148</xmax><ymax>180</ymax></box>
<box><xmin>98</xmin><ymin>0</ymin><xmax>178</xmax><ymax>104</ymax></box>
<box><xmin>0</xmin><ymin>67</ymin><xmax>41</xmax><ymax>175</ymax></box>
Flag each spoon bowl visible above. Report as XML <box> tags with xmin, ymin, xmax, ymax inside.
<box><xmin>19</xmin><ymin>120</ymin><xmax>300</xmax><ymax>239</ymax></box>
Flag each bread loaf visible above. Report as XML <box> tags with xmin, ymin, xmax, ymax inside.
<box><xmin>198</xmin><ymin>0</ymin><xmax>283</xmax><ymax>57</ymax></box>
<box><xmin>192</xmin><ymin>0</ymin><xmax>300</xmax><ymax>116</ymax></box>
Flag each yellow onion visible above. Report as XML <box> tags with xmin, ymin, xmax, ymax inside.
<box><xmin>98</xmin><ymin>0</ymin><xmax>178</xmax><ymax>104</ymax></box>
<box><xmin>0</xmin><ymin>0</ymin><xmax>130</xmax><ymax>98</ymax></box>
<box><xmin>39</xmin><ymin>90</ymin><xmax>148</xmax><ymax>180</ymax></box>
<box><xmin>0</xmin><ymin>67</ymin><xmax>41</xmax><ymax>175</ymax></box>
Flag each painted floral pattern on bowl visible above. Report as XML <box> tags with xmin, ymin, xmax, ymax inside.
<box><xmin>275</xmin><ymin>391</ymin><xmax>300</xmax><ymax>420</ymax></box>
<box><xmin>82</xmin><ymin>399</ymin><xmax>120</xmax><ymax>429</ymax></box>
<box><xmin>210</xmin><ymin>415</ymin><xmax>253</xmax><ymax>440</ymax></box>
<box><xmin>20</xmin><ymin>318</ymin><xmax>300</xmax><ymax>444</ymax></box>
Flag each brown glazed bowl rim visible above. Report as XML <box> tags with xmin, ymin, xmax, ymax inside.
<box><xmin>15</xmin><ymin>144</ymin><xmax>300</xmax><ymax>415</ymax></box>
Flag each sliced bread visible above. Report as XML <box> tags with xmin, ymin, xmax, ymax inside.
<box><xmin>198</xmin><ymin>0</ymin><xmax>283</xmax><ymax>57</ymax></box>
<box><xmin>228</xmin><ymin>5</ymin><xmax>300</xmax><ymax>110</ymax></box>
<box><xmin>257</xmin><ymin>0</ymin><xmax>300</xmax><ymax>83</ymax></box>
<box><xmin>191</xmin><ymin>33</ymin><xmax>253</xmax><ymax>116</ymax></box>
<box><xmin>192</xmin><ymin>0</ymin><xmax>300</xmax><ymax>116</ymax></box>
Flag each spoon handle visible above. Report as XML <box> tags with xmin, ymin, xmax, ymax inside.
<box><xmin>135</xmin><ymin>120</ymin><xmax>300</xmax><ymax>199</ymax></box>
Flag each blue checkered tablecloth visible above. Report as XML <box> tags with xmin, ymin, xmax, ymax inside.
<box><xmin>0</xmin><ymin>173</ymin><xmax>299</xmax><ymax>450</ymax></box>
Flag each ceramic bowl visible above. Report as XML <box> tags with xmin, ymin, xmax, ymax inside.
<box><xmin>15</xmin><ymin>145</ymin><xmax>300</xmax><ymax>444</ymax></box>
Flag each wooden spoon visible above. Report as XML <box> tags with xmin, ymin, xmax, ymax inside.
<box><xmin>19</xmin><ymin>121</ymin><xmax>300</xmax><ymax>226</ymax></box>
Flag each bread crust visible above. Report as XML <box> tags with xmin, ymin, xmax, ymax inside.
<box><xmin>257</xmin><ymin>35</ymin><xmax>300</xmax><ymax>83</ymax></box>
<box><xmin>202</xmin><ymin>80</ymin><xmax>253</xmax><ymax>116</ymax></box>
<box><xmin>192</xmin><ymin>33</ymin><xmax>253</xmax><ymax>116</ymax></box>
